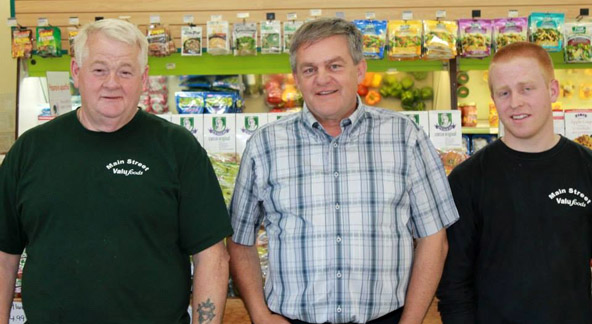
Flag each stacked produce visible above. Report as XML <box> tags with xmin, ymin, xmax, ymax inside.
<box><xmin>359</xmin><ymin>71</ymin><xmax>433</xmax><ymax>111</ymax></box>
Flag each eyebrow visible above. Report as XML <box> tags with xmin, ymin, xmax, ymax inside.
<box><xmin>300</xmin><ymin>56</ymin><xmax>346</xmax><ymax>68</ymax></box>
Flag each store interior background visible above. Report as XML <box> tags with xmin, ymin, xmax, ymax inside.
<box><xmin>6</xmin><ymin>0</ymin><xmax>591</xmax><ymax>323</ymax></box>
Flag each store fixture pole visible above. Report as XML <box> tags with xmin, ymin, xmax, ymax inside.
<box><xmin>449</xmin><ymin>57</ymin><xmax>458</xmax><ymax>110</ymax></box>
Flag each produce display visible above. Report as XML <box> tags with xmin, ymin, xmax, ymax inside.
<box><xmin>575</xmin><ymin>134</ymin><xmax>592</xmax><ymax>149</ymax></box>
<box><xmin>423</xmin><ymin>20</ymin><xmax>458</xmax><ymax>60</ymax></box>
<box><xmin>139</xmin><ymin>76</ymin><xmax>169</xmax><ymax>114</ymax></box>
<box><xmin>361</xmin><ymin>71</ymin><xmax>433</xmax><ymax>111</ymax></box>
<box><xmin>176</xmin><ymin>75</ymin><xmax>244</xmax><ymax>114</ymax></box>
<box><xmin>263</xmin><ymin>74</ymin><xmax>302</xmax><ymax>111</ymax></box>
<box><xmin>209</xmin><ymin>153</ymin><xmax>240</xmax><ymax>206</ymax></box>
<box><xmin>438</xmin><ymin>149</ymin><xmax>469</xmax><ymax>175</ymax></box>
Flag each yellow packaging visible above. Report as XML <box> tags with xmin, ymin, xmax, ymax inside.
<box><xmin>489</xmin><ymin>102</ymin><xmax>499</xmax><ymax>127</ymax></box>
<box><xmin>423</xmin><ymin>20</ymin><xmax>458</xmax><ymax>60</ymax></box>
<box><xmin>387</xmin><ymin>20</ymin><xmax>422</xmax><ymax>61</ymax></box>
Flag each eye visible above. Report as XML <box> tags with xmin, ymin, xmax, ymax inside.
<box><xmin>497</xmin><ymin>91</ymin><xmax>508</xmax><ymax>98</ymax></box>
<box><xmin>330</xmin><ymin>64</ymin><xmax>342</xmax><ymax>70</ymax></box>
<box><xmin>119</xmin><ymin>70</ymin><xmax>133</xmax><ymax>78</ymax></box>
<box><xmin>301</xmin><ymin>67</ymin><xmax>315</xmax><ymax>75</ymax></box>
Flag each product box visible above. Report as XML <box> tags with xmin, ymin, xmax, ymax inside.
<box><xmin>203</xmin><ymin>114</ymin><xmax>236</xmax><ymax>153</ymax></box>
<box><xmin>552</xmin><ymin>110</ymin><xmax>565</xmax><ymax>136</ymax></box>
<box><xmin>400</xmin><ymin>111</ymin><xmax>429</xmax><ymax>135</ymax></box>
<box><xmin>171</xmin><ymin>114</ymin><xmax>204</xmax><ymax>145</ymax></box>
<box><xmin>564</xmin><ymin>109</ymin><xmax>592</xmax><ymax>140</ymax></box>
<box><xmin>428</xmin><ymin>110</ymin><xmax>462</xmax><ymax>150</ymax></box>
<box><xmin>236</xmin><ymin>113</ymin><xmax>268</xmax><ymax>156</ymax></box>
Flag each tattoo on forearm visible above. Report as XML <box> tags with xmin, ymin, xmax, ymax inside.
<box><xmin>196</xmin><ymin>298</ymin><xmax>216</xmax><ymax>323</ymax></box>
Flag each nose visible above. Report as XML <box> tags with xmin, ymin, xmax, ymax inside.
<box><xmin>103</xmin><ymin>72</ymin><xmax>121</xmax><ymax>89</ymax></box>
<box><xmin>509</xmin><ymin>93</ymin><xmax>522</xmax><ymax>109</ymax></box>
<box><xmin>315</xmin><ymin>68</ymin><xmax>331</xmax><ymax>85</ymax></box>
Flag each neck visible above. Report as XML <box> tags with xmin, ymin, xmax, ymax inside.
<box><xmin>77</xmin><ymin>108</ymin><xmax>137</xmax><ymax>133</ymax></box>
<box><xmin>502</xmin><ymin>132</ymin><xmax>560</xmax><ymax>153</ymax></box>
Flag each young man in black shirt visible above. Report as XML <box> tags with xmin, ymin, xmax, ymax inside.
<box><xmin>437</xmin><ymin>42</ymin><xmax>592</xmax><ymax>323</ymax></box>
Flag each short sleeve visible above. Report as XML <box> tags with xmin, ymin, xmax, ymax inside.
<box><xmin>0</xmin><ymin>141</ymin><xmax>27</xmax><ymax>254</ymax></box>
<box><xmin>229</xmin><ymin>137</ymin><xmax>264</xmax><ymax>246</ymax></box>
<box><xmin>407</xmin><ymin>128</ymin><xmax>459</xmax><ymax>238</ymax></box>
<box><xmin>177</xmin><ymin>139</ymin><xmax>233</xmax><ymax>255</ymax></box>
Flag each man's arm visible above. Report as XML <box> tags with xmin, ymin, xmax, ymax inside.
<box><xmin>192</xmin><ymin>241</ymin><xmax>230</xmax><ymax>324</ymax></box>
<box><xmin>0</xmin><ymin>251</ymin><xmax>19</xmax><ymax>324</ymax></box>
<box><xmin>227</xmin><ymin>239</ymin><xmax>289</xmax><ymax>324</ymax></box>
<box><xmin>399</xmin><ymin>229</ymin><xmax>448</xmax><ymax>324</ymax></box>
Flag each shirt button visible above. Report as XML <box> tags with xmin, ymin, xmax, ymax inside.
<box><xmin>336</xmin><ymin>236</ymin><xmax>342</xmax><ymax>243</ymax></box>
<box><xmin>335</xmin><ymin>203</ymin><xmax>340</xmax><ymax>210</ymax></box>
<box><xmin>333</xmin><ymin>172</ymin><xmax>339</xmax><ymax>178</ymax></box>
<box><xmin>333</xmin><ymin>142</ymin><xmax>338</xmax><ymax>148</ymax></box>
<box><xmin>337</xmin><ymin>306</ymin><xmax>342</xmax><ymax>313</ymax></box>
<box><xmin>336</xmin><ymin>271</ymin><xmax>342</xmax><ymax>278</ymax></box>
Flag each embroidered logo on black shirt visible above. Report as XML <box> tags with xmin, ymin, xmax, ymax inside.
<box><xmin>548</xmin><ymin>188</ymin><xmax>591</xmax><ymax>207</ymax></box>
<box><xmin>105</xmin><ymin>159</ymin><xmax>150</xmax><ymax>176</ymax></box>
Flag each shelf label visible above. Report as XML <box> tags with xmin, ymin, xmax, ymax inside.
<box><xmin>310</xmin><ymin>9</ymin><xmax>322</xmax><ymax>17</ymax></box>
<box><xmin>150</xmin><ymin>15</ymin><xmax>160</xmax><ymax>24</ymax></box>
<box><xmin>286</xmin><ymin>13</ymin><xmax>297</xmax><ymax>20</ymax></box>
<box><xmin>365</xmin><ymin>12</ymin><xmax>376</xmax><ymax>19</ymax></box>
<box><xmin>6</xmin><ymin>17</ymin><xmax>17</xmax><ymax>27</ymax></box>
<box><xmin>508</xmin><ymin>10</ymin><xmax>519</xmax><ymax>18</ymax></box>
<box><xmin>183</xmin><ymin>15</ymin><xmax>194</xmax><ymax>24</ymax></box>
<box><xmin>68</xmin><ymin>17</ymin><xmax>79</xmax><ymax>25</ymax></box>
<box><xmin>210</xmin><ymin>15</ymin><xmax>222</xmax><ymax>22</ymax></box>
<box><xmin>10</xmin><ymin>301</ymin><xmax>26</xmax><ymax>323</ymax></box>
<box><xmin>37</xmin><ymin>17</ymin><xmax>48</xmax><ymax>26</ymax></box>
<box><xmin>402</xmin><ymin>11</ymin><xmax>413</xmax><ymax>20</ymax></box>
<box><xmin>436</xmin><ymin>10</ymin><xmax>447</xmax><ymax>19</ymax></box>
<box><xmin>237</xmin><ymin>12</ymin><xmax>250</xmax><ymax>19</ymax></box>
<box><xmin>335</xmin><ymin>12</ymin><xmax>345</xmax><ymax>19</ymax></box>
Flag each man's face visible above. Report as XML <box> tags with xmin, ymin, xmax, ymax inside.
<box><xmin>293</xmin><ymin>35</ymin><xmax>366</xmax><ymax>125</ymax></box>
<box><xmin>71</xmin><ymin>33</ymin><xmax>148</xmax><ymax>125</ymax></box>
<box><xmin>489</xmin><ymin>57</ymin><xmax>558</xmax><ymax>146</ymax></box>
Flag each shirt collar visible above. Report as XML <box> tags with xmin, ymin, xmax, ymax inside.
<box><xmin>300</xmin><ymin>96</ymin><xmax>367</xmax><ymax>133</ymax></box>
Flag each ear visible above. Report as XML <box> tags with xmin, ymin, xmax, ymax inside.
<box><xmin>549</xmin><ymin>79</ymin><xmax>559</xmax><ymax>103</ymax></box>
<box><xmin>356</xmin><ymin>59</ymin><xmax>367</xmax><ymax>84</ymax></box>
<box><xmin>141</xmin><ymin>65</ymin><xmax>150</xmax><ymax>92</ymax></box>
<box><xmin>70</xmin><ymin>58</ymin><xmax>80</xmax><ymax>88</ymax></box>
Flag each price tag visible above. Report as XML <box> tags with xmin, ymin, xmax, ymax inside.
<box><xmin>118</xmin><ymin>15</ymin><xmax>131</xmax><ymax>21</ymax></box>
<box><xmin>6</xmin><ymin>17</ymin><xmax>17</xmax><ymax>27</ymax></box>
<box><xmin>237</xmin><ymin>12</ymin><xmax>250</xmax><ymax>19</ymax></box>
<box><xmin>183</xmin><ymin>14</ymin><xmax>194</xmax><ymax>24</ymax></box>
<box><xmin>37</xmin><ymin>17</ymin><xmax>48</xmax><ymax>26</ymax></box>
<box><xmin>68</xmin><ymin>17</ymin><xmax>79</xmax><ymax>25</ymax></box>
<box><xmin>165</xmin><ymin>63</ymin><xmax>176</xmax><ymax>70</ymax></box>
<box><xmin>436</xmin><ymin>10</ymin><xmax>447</xmax><ymax>19</ymax></box>
<box><xmin>508</xmin><ymin>10</ymin><xmax>519</xmax><ymax>18</ymax></box>
<box><xmin>402</xmin><ymin>11</ymin><xmax>413</xmax><ymax>20</ymax></box>
<box><xmin>335</xmin><ymin>12</ymin><xmax>345</xmax><ymax>19</ymax></box>
<box><xmin>365</xmin><ymin>12</ymin><xmax>376</xmax><ymax>19</ymax></box>
<box><xmin>310</xmin><ymin>9</ymin><xmax>322</xmax><ymax>17</ymax></box>
<box><xmin>210</xmin><ymin>15</ymin><xmax>222</xmax><ymax>22</ymax></box>
<box><xmin>150</xmin><ymin>15</ymin><xmax>160</xmax><ymax>24</ymax></box>
<box><xmin>10</xmin><ymin>301</ymin><xmax>26</xmax><ymax>323</ymax></box>
<box><xmin>287</xmin><ymin>13</ymin><xmax>297</xmax><ymax>20</ymax></box>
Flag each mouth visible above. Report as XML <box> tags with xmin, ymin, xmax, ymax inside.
<box><xmin>316</xmin><ymin>89</ymin><xmax>338</xmax><ymax>96</ymax></box>
<box><xmin>511</xmin><ymin>114</ymin><xmax>530</xmax><ymax>120</ymax></box>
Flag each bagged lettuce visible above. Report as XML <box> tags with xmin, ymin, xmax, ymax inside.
<box><xmin>493</xmin><ymin>17</ymin><xmax>528</xmax><ymax>51</ymax></box>
<box><xmin>564</xmin><ymin>20</ymin><xmax>592</xmax><ymax>63</ymax></box>
<box><xmin>387</xmin><ymin>20</ymin><xmax>422</xmax><ymax>61</ymax></box>
<box><xmin>423</xmin><ymin>20</ymin><xmax>457</xmax><ymax>60</ymax></box>
<box><xmin>354</xmin><ymin>20</ymin><xmax>387</xmax><ymax>60</ymax></box>
<box><xmin>529</xmin><ymin>12</ymin><xmax>565</xmax><ymax>52</ymax></box>
<box><xmin>459</xmin><ymin>19</ymin><xmax>492</xmax><ymax>58</ymax></box>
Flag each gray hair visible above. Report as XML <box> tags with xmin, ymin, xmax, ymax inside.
<box><xmin>74</xmin><ymin>19</ymin><xmax>148</xmax><ymax>70</ymax></box>
<box><xmin>289</xmin><ymin>17</ymin><xmax>363</xmax><ymax>71</ymax></box>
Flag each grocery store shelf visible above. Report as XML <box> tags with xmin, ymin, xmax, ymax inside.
<box><xmin>25</xmin><ymin>53</ymin><xmax>448</xmax><ymax>77</ymax></box>
<box><xmin>462</xmin><ymin>125</ymin><xmax>499</xmax><ymax>134</ymax></box>
<box><xmin>459</xmin><ymin>51</ymin><xmax>592</xmax><ymax>71</ymax></box>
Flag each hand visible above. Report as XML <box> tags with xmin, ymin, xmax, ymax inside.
<box><xmin>253</xmin><ymin>313</ymin><xmax>291</xmax><ymax>324</ymax></box>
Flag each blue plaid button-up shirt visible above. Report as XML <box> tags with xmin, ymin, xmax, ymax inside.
<box><xmin>230</xmin><ymin>102</ymin><xmax>459</xmax><ymax>323</ymax></box>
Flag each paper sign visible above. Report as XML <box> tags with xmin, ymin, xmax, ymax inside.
<box><xmin>69</xmin><ymin>17</ymin><xmax>79</xmax><ymax>25</ymax></box>
<box><xmin>183</xmin><ymin>15</ymin><xmax>195</xmax><ymax>24</ymax></box>
<box><xmin>365</xmin><ymin>12</ymin><xmax>376</xmax><ymax>19</ymax></box>
<box><xmin>553</xmin><ymin>110</ymin><xmax>565</xmax><ymax>136</ymax></box>
<box><xmin>37</xmin><ymin>18</ymin><xmax>48</xmax><ymax>26</ymax></box>
<box><xmin>236</xmin><ymin>113</ymin><xmax>268</xmax><ymax>156</ymax></box>
<box><xmin>9</xmin><ymin>301</ymin><xmax>26</xmax><ymax>323</ymax></box>
<box><xmin>46</xmin><ymin>71</ymin><xmax>72</xmax><ymax>116</ymax></box>
<box><xmin>7</xmin><ymin>18</ymin><xmax>17</xmax><ymax>27</ymax></box>
<box><xmin>287</xmin><ymin>13</ymin><xmax>298</xmax><ymax>20</ymax></box>
<box><xmin>436</xmin><ymin>10</ymin><xmax>447</xmax><ymax>18</ymax></box>
<box><xmin>402</xmin><ymin>11</ymin><xmax>413</xmax><ymax>20</ymax></box>
<box><xmin>564</xmin><ymin>109</ymin><xmax>592</xmax><ymax>140</ymax></box>
<box><xmin>310</xmin><ymin>9</ymin><xmax>322</xmax><ymax>17</ymax></box>
<box><xmin>172</xmin><ymin>114</ymin><xmax>204</xmax><ymax>145</ymax></box>
<box><xmin>428</xmin><ymin>110</ymin><xmax>462</xmax><ymax>149</ymax></box>
<box><xmin>150</xmin><ymin>15</ymin><xmax>161</xmax><ymax>24</ymax></box>
<box><xmin>400</xmin><ymin>111</ymin><xmax>430</xmax><ymax>135</ymax></box>
<box><xmin>204</xmin><ymin>114</ymin><xmax>236</xmax><ymax>153</ymax></box>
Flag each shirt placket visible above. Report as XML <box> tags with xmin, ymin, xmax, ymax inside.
<box><xmin>330</xmin><ymin>137</ymin><xmax>345</xmax><ymax>322</ymax></box>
